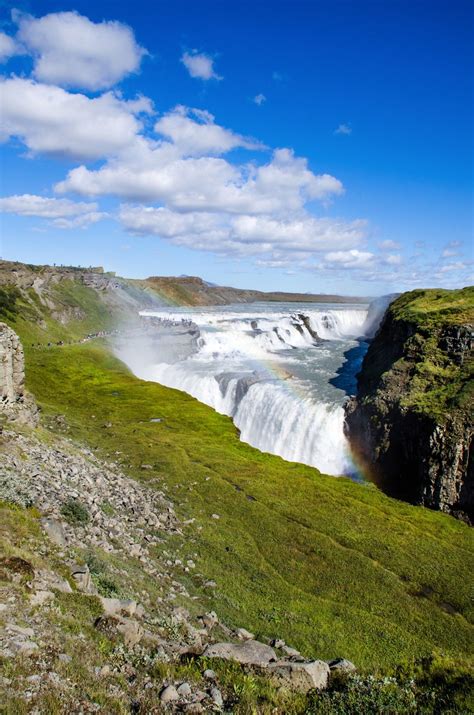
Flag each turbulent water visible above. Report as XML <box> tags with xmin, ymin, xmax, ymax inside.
<box><xmin>117</xmin><ymin>301</ymin><xmax>384</xmax><ymax>476</ymax></box>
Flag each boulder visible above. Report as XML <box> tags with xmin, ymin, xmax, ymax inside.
<box><xmin>116</xmin><ymin>618</ymin><xmax>144</xmax><ymax>647</ymax></box>
<box><xmin>200</xmin><ymin>611</ymin><xmax>218</xmax><ymax>630</ymax></box>
<box><xmin>99</xmin><ymin>597</ymin><xmax>137</xmax><ymax>617</ymax></box>
<box><xmin>41</xmin><ymin>518</ymin><xmax>67</xmax><ymax>547</ymax></box>
<box><xmin>268</xmin><ymin>660</ymin><xmax>330</xmax><ymax>692</ymax></box>
<box><xmin>202</xmin><ymin>640</ymin><xmax>277</xmax><ymax>667</ymax></box>
<box><xmin>33</xmin><ymin>569</ymin><xmax>72</xmax><ymax>594</ymax></box>
<box><xmin>210</xmin><ymin>686</ymin><xmax>223</xmax><ymax>709</ymax></box>
<box><xmin>328</xmin><ymin>657</ymin><xmax>356</xmax><ymax>674</ymax></box>
<box><xmin>177</xmin><ymin>682</ymin><xmax>192</xmax><ymax>697</ymax></box>
<box><xmin>236</xmin><ymin>628</ymin><xmax>255</xmax><ymax>641</ymax></box>
<box><xmin>0</xmin><ymin>323</ymin><xmax>38</xmax><ymax>426</ymax></box>
<box><xmin>160</xmin><ymin>684</ymin><xmax>179</xmax><ymax>703</ymax></box>
<box><xmin>71</xmin><ymin>564</ymin><xmax>96</xmax><ymax>594</ymax></box>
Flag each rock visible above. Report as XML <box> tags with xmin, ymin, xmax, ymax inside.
<box><xmin>271</xmin><ymin>638</ymin><xmax>285</xmax><ymax>649</ymax></box>
<box><xmin>210</xmin><ymin>686</ymin><xmax>223</xmax><ymax>709</ymax></box>
<box><xmin>211</xmin><ymin>513</ymin><xmax>220</xmax><ymax>520</ymax></box>
<box><xmin>183</xmin><ymin>705</ymin><xmax>203</xmax><ymax>714</ymax></box>
<box><xmin>268</xmin><ymin>660</ymin><xmax>330</xmax><ymax>692</ymax></box>
<box><xmin>203</xmin><ymin>669</ymin><xmax>216</xmax><ymax>681</ymax></box>
<box><xmin>177</xmin><ymin>682</ymin><xmax>192</xmax><ymax>697</ymax></box>
<box><xmin>140</xmin><ymin>464</ymin><xmax>153</xmax><ymax>470</ymax></box>
<box><xmin>58</xmin><ymin>653</ymin><xmax>72</xmax><ymax>663</ymax></box>
<box><xmin>99</xmin><ymin>597</ymin><xmax>137</xmax><ymax>617</ymax></box>
<box><xmin>160</xmin><ymin>684</ymin><xmax>179</xmax><ymax>703</ymax></box>
<box><xmin>30</xmin><ymin>590</ymin><xmax>55</xmax><ymax>606</ymax></box>
<box><xmin>11</xmin><ymin>640</ymin><xmax>39</xmax><ymax>656</ymax></box>
<box><xmin>0</xmin><ymin>323</ymin><xmax>38</xmax><ymax>426</ymax></box>
<box><xmin>7</xmin><ymin>624</ymin><xmax>35</xmax><ymax>637</ymax></box>
<box><xmin>200</xmin><ymin>611</ymin><xmax>218</xmax><ymax>630</ymax></box>
<box><xmin>202</xmin><ymin>640</ymin><xmax>277</xmax><ymax>667</ymax></box>
<box><xmin>236</xmin><ymin>628</ymin><xmax>255</xmax><ymax>641</ymax></box>
<box><xmin>328</xmin><ymin>657</ymin><xmax>356</xmax><ymax>674</ymax></box>
<box><xmin>281</xmin><ymin>645</ymin><xmax>301</xmax><ymax>658</ymax></box>
<box><xmin>41</xmin><ymin>517</ymin><xmax>67</xmax><ymax>547</ymax></box>
<box><xmin>116</xmin><ymin>618</ymin><xmax>144</xmax><ymax>647</ymax></box>
<box><xmin>33</xmin><ymin>569</ymin><xmax>72</xmax><ymax>594</ymax></box>
<box><xmin>71</xmin><ymin>564</ymin><xmax>96</xmax><ymax>594</ymax></box>
<box><xmin>345</xmin><ymin>302</ymin><xmax>474</xmax><ymax>522</ymax></box>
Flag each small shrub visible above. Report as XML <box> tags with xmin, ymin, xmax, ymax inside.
<box><xmin>60</xmin><ymin>498</ymin><xmax>90</xmax><ymax>525</ymax></box>
<box><xmin>95</xmin><ymin>575</ymin><xmax>119</xmax><ymax>597</ymax></box>
<box><xmin>85</xmin><ymin>551</ymin><xmax>120</xmax><ymax>597</ymax></box>
<box><xmin>0</xmin><ymin>474</ymin><xmax>35</xmax><ymax>508</ymax></box>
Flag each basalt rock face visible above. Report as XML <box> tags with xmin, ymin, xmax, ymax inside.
<box><xmin>0</xmin><ymin>322</ymin><xmax>38</xmax><ymax>426</ymax></box>
<box><xmin>345</xmin><ymin>289</ymin><xmax>473</xmax><ymax>523</ymax></box>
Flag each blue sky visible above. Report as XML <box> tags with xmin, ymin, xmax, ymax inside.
<box><xmin>0</xmin><ymin>0</ymin><xmax>472</xmax><ymax>295</ymax></box>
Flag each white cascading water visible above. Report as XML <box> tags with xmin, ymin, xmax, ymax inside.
<box><xmin>116</xmin><ymin>303</ymin><xmax>379</xmax><ymax>476</ymax></box>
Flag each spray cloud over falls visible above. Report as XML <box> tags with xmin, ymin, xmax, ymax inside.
<box><xmin>115</xmin><ymin>303</ymin><xmax>383</xmax><ymax>476</ymax></box>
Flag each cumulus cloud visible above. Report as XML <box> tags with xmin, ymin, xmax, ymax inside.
<box><xmin>181</xmin><ymin>50</ymin><xmax>222</xmax><ymax>80</ymax></box>
<box><xmin>0</xmin><ymin>31</ymin><xmax>20</xmax><ymax>62</ymax></box>
<box><xmin>253</xmin><ymin>93</ymin><xmax>266</xmax><ymax>105</ymax></box>
<box><xmin>14</xmin><ymin>10</ymin><xmax>147</xmax><ymax>90</ymax></box>
<box><xmin>56</xmin><ymin>145</ymin><xmax>344</xmax><ymax>217</ymax></box>
<box><xmin>323</xmin><ymin>249</ymin><xmax>375</xmax><ymax>268</ymax></box>
<box><xmin>119</xmin><ymin>204</ymin><xmax>367</xmax><ymax>260</ymax></box>
<box><xmin>0</xmin><ymin>78</ymin><xmax>150</xmax><ymax>159</ymax></box>
<box><xmin>334</xmin><ymin>123</ymin><xmax>352</xmax><ymax>135</ymax></box>
<box><xmin>154</xmin><ymin>106</ymin><xmax>263</xmax><ymax>156</ymax></box>
<box><xmin>0</xmin><ymin>193</ymin><xmax>106</xmax><ymax>228</ymax></box>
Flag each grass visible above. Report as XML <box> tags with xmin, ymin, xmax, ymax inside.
<box><xmin>381</xmin><ymin>287</ymin><xmax>474</xmax><ymax>420</ymax></box>
<box><xmin>17</xmin><ymin>339</ymin><xmax>474</xmax><ymax>671</ymax></box>
<box><xmin>390</xmin><ymin>286</ymin><xmax>474</xmax><ymax>328</ymax></box>
<box><xmin>2</xmin><ymin>276</ymin><xmax>473</xmax><ymax>710</ymax></box>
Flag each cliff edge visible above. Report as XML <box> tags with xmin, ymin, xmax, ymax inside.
<box><xmin>345</xmin><ymin>287</ymin><xmax>473</xmax><ymax>522</ymax></box>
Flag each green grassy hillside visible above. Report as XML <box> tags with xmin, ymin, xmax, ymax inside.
<box><xmin>10</xmin><ymin>339</ymin><xmax>472</xmax><ymax>671</ymax></box>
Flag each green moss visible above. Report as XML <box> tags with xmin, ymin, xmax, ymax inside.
<box><xmin>385</xmin><ymin>287</ymin><xmax>474</xmax><ymax>420</ymax></box>
<box><xmin>390</xmin><ymin>286</ymin><xmax>474</xmax><ymax>328</ymax></box>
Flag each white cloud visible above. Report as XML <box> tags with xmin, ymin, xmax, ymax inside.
<box><xmin>119</xmin><ymin>205</ymin><xmax>367</xmax><ymax>260</ymax></box>
<box><xmin>154</xmin><ymin>105</ymin><xmax>263</xmax><ymax>156</ymax></box>
<box><xmin>56</xmin><ymin>146</ymin><xmax>343</xmax><ymax>216</ymax></box>
<box><xmin>52</xmin><ymin>212</ymin><xmax>106</xmax><ymax>229</ymax></box>
<box><xmin>334</xmin><ymin>123</ymin><xmax>352</xmax><ymax>135</ymax></box>
<box><xmin>378</xmin><ymin>239</ymin><xmax>401</xmax><ymax>250</ymax></box>
<box><xmin>0</xmin><ymin>78</ymin><xmax>150</xmax><ymax>159</ymax></box>
<box><xmin>253</xmin><ymin>93</ymin><xmax>266</xmax><ymax>106</ymax></box>
<box><xmin>0</xmin><ymin>31</ymin><xmax>19</xmax><ymax>62</ymax></box>
<box><xmin>14</xmin><ymin>10</ymin><xmax>147</xmax><ymax>90</ymax></box>
<box><xmin>383</xmin><ymin>253</ymin><xmax>402</xmax><ymax>265</ymax></box>
<box><xmin>442</xmin><ymin>249</ymin><xmax>459</xmax><ymax>258</ymax></box>
<box><xmin>0</xmin><ymin>193</ymin><xmax>106</xmax><ymax>228</ymax></box>
<box><xmin>181</xmin><ymin>50</ymin><xmax>222</xmax><ymax>80</ymax></box>
<box><xmin>439</xmin><ymin>261</ymin><xmax>468</xmax><ymax>273</ymax></box>
<box><xmin>323</xmin><ymin>249</ymin><xmax>375</xmax><ymax>269</ymax></box>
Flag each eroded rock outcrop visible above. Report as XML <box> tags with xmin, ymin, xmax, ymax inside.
<box><xmin>345</xmin><ymin>289</ymin><xmax>473</xmax><ymax>522</ymax></box>
<box><xmin>0</xmin><ymin>322</ymin><xmax>38</xmax><ymax>426</ymax></box>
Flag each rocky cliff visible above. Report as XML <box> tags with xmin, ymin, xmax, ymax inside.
<box><xmin>0</xmin><ymin>322</ymin><xmax>38</xmax><ymax>426</ymax></box>
<box><xmin>345</xmin><ymin>287</ymin><xmax>473</xmax><ymax>522</ymax></box>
